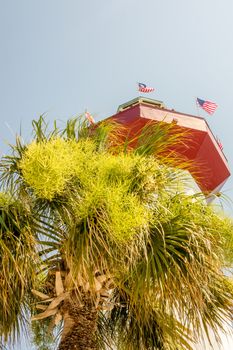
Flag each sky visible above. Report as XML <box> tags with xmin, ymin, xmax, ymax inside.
<box><xmin>1</xmin><ymin>0</ymin><xmax>233</xmax><ymax>349</ymax></box>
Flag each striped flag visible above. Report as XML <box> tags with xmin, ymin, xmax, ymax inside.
<box><xmin>196</xmin><ymin>98</ymin><xmax>218</xmax><ymax>115</ymax></box>
<box><xmin>138</xmin><ymin>82</ymin><xmax>154</xmax><ymax>93</ymax></box>
<box><xmin>85</xmin><ymin>111</ymin><xmax>95</xmax><ymax>124</ymax></box>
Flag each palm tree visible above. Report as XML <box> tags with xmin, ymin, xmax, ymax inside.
<box><xmin>0</xmin><ymin>116</ymin><xmax>233</xmax><ymax>350</ymax></box>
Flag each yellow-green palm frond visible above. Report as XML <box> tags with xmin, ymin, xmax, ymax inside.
<box><xmin>19</xmin><ymin>138</ymin><xmax>77</xmax><ymax>200</ymax></box>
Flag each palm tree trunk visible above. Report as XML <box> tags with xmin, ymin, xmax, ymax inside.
<box><xmin>58</xmin><ymin>294</ymin><xmax>98</xmax><ymax>350</ymax></box>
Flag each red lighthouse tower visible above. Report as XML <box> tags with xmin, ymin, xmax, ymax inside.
<box><xmin>107</xmin><ymin>97</ymin><xmax>230</xmax><ymax>196</ymax></box>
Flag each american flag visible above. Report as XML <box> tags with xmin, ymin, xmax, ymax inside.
<box><xmin>85</xmin><ymin>111</ymin><xmax>95</xmax><ymax>124</ymax></box>
<box><xmin>196</xmin><ymin>98</ymin><xmax>218</xmax><ymax>115</ymax></box>
<box><xmin>138</xmin><ymin>82</ymin><xmax>154</xmax><ymax>93</ymax></box>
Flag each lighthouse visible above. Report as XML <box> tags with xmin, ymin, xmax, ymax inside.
<box><xmin>107</xmin><ymin>97</ymin><xmax>230</xmax><ymax>197</ymax></box>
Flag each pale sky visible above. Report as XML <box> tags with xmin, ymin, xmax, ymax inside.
<box><xmin>1</xmin><ymin>1</ymin><xmax>233</xmax><ymax>349</ymax></box>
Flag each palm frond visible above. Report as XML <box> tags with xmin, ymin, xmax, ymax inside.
<box><xmin>0</xmin><ymin>194</ymin><xmax>39</xmax><ymax>342</ymax></box>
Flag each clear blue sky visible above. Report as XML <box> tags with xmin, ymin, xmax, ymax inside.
<box><xmin>1</xmin><ymin>0</ymin><xmax>233</xmax><ymax>349</ymax></box>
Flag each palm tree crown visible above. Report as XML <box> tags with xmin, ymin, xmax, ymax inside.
<box><xmin>0</xmin><ymin>116</ymin><xmax>233</xmax><ymax>350</ymax></box>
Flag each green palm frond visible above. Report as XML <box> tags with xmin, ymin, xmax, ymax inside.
<box><xmin>0</xmin><ymin>136</ymin><xmax>26</xmax><ymax>192</ymax></box>
<box><xmin>124</xmin><ymin>194</ymin><xmax>233</xmax><ymax>342</ymax></box>
<box><xmin>32</xmin><ymin>115</ymin><xmax>62</xmax><ymax>142</ymax></box>
<box><xmin>31</xmin><ymin>318</ymin><xmax>57</xmax><ymax>350</ymax></box>
<box><xmin>133</xmin><ymin>120</ymin><xmax>187</xmax><ymax>157</ymax></box>
<box><xmin>104</xmin><ymin>286</ymin><xmax>194</xmax><ymax>350</ymax></box>
<box><xmin>0</xmin><ymin>193</ymin><xmax>39</xmax><ymax>342</ymax></box>
<box><xmin>62</xmin><ymin>116</ymin><xmax>88</xmax><ymax>140</ymax></box>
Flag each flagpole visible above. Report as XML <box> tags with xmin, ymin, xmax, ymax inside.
<box><xmin>136</xmin><ymin>82</ymin><xmax>140</xmax><ymax>98</ymax></box>
<box><xmin>195</xmin><ymin>97</ymin><xmax>201</xmax><ymax>117</ymax></box>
